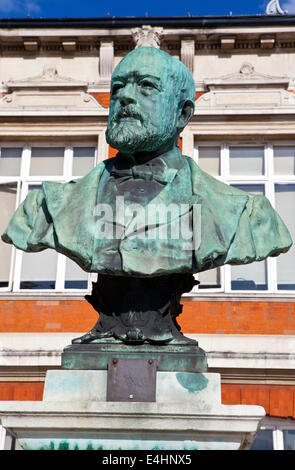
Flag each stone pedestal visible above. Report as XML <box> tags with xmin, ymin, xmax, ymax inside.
<box><xmin>0</xmin><ymin>369</ymin><xmax>265</xmax><ymax>451</ymax></box>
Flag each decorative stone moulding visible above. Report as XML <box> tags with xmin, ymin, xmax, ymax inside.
<box><xmin>131</xmin><ymin>25</ymin><xmax>163</xmax><ymax>49</ymax></box>
<box><xmin>195</xmin><ymin>63</ymin><xmax>295</xmax><ymax>115</ymax></box>
<box><xmin>0</xmin><ymin>66</ymin><xmax>107</xmax><ymax>116</ymax></box>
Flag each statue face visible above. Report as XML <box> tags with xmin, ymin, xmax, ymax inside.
<box><xmin>106</xmin><ymin>48</ymin><xmax>182</xmax><ymax>156</ymax></box>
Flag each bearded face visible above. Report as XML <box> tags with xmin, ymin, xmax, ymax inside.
<box><xmin>106</xmin><ymin>102</ymin><xmax>178</xmax><ymax>155</ymax></box>
<box><xmin>105</xmin><ymin>50</ymin><xmax>180</xmax><ymax>156</ymax></box>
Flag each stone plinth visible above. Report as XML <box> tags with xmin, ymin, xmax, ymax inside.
<box><xmin>0</xmin><ymin>370</ymin><xmax>265</xmax><ymax>450</ymax></box>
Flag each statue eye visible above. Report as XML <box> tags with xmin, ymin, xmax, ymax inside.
<box><xmin>140</xmin><ymin>79</ymin><xmax>158</xmax><ymax>90</ymax></box>
<box><xmin>111</xmin><ymin>83</ymin><xmax>124</xmax><ymax>95</ymax></box>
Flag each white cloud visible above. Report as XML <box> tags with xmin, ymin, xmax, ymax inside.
<box><xmin>282</xmin><ymin>0</ymin><xmax>295</xmax><ymax>13</ymax></box>
<box><xmin>0</xmin><ymin>0</ymin><xmax>40</xmax><ymax>14</ymax></box>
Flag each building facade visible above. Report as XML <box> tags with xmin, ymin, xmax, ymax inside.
<box><xmin>1</xmin><ymin>11</ymin><xmax>295</xmax><ymax>450</ymax></box>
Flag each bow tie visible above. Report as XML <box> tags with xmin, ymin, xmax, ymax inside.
<box><xmin>110</xmin><ymin>158</ymin><xmax>170</xmax><ymax>185</ymax></box>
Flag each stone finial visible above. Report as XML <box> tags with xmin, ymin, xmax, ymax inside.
<box><xmin>265</xmin><ymin>0</ymin><xmax>287</xmax><ymax>15</ymax></box>
<box><xmin>131</xmin><ymin>25</ymin><xmax>163</xmax><ymax>49</ymax></box>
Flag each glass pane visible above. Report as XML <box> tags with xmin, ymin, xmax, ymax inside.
<box><xmin>275</xmin><ymin>184</ymin><xmax>295</xmax><ymax>290</ymax></box>
<box><xmin>250</xmin><ymin>430</ymin><xmax>274</xmax><ymax>450</ymax></box>
<box><xmin>198</xmin><ymin>146</ymin><xmax>220</xmax><ymax>176</ymax></box>
<box><xmin>72</xmin><ymin>147</ymin><xmax>96</xmax><ymax>177</ymax></box>
<box><xmin>20</xmin><ymin>184</ymin><xmax>57</xmax><ymax>289</ymax></box>
<box><xmin>20</xmin><ymin>250</ymin><xmax>57</xmax><ymax>290</ymax></box>
<box><xmin>274</xmin><ymin>146</ymin><xmax>295</xmax><ymax>175</ymax></box>
<box><xmin>64</xmin><ymin>257</ymin><xmax>88</xmax><ymax>289</ymax></box>
<box><xmin>229</xmin><ymin>146</ymin><xmax>264</xmax><ymax>176</ymax></box>
<box><xmin>0</xmin><ymin>183</ymin><xmax>17</xmax><ymax>287</ymax></box>
<box><xmin>30</xmin><ymin>147</ymin><xmax>64</xmax><ymax>176</ymax></box>
<box><xmin>198</xmin><ymin>268</ymin><xmax>221</xmax><ymax>289</ymax></box>
<box><xmin>0</xmin><ymin>147</ymin><xmax>22</xmax><ymax>176</ymax></box>
<box><xmin>231</xmin><ymin>184</ymin><xmax>267</xmax><ymax>290</ymax></box>
<box><xmin>231</xmin><ymin>261</ymin><xmax>268</xmax><ymax>291</ymax></box>
<box><xmin>283</xmin><ymin>430</ymin><xmax>295</xmax><ymax>450</ymax></box>
<box><xmin>232</xmin><ymin>183</ymin><xmax>265</xmax><ymax>196</ymax></box>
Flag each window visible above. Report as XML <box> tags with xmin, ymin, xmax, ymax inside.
<box><xmin>250</xmin><ymin>418</ymin><xmax>295</xmax><ymax>450</ymax></box>
<box><xmin>193</xmin><ymin>141</ymin><xmax>295</xmax><ymax>294</ymax></box>
<box><xmin>0</xmin><ymin>143</ymin><xmax>98</xmax><ymax>293</ymax></box>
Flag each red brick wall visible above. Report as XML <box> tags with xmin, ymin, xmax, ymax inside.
<box><xmin>1</xmin><ymin>299</ymin><xmax>295</xmax><ymax>334</ymax></box>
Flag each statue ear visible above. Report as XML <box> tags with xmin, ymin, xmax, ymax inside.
<box><xmin>177</xmin><ymin>100</ymin><xmax>195</xmax><ymax>130</ymax></box>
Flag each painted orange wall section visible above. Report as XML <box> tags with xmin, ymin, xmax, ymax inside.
<box><xmin>0</xmin><ymin>382</ymin><xmax>44</xmax><ymax>401</ymax></box>
<box><xmin>90</xmin><ymin>92</ymin><xmax>110</xmax><ymax>108</ymax></box>
<box><xmin>222</xmin><ymin>384</ymin><xmax>295</xmax><ymax>419</ymax></box>
<box><xmin>1</xmin><ymin>299</ymin><xmax>295</xmax><ymax>334</ymax></box>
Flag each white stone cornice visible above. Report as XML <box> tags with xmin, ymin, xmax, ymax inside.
<box><xmin>1</xmin><ymin>333</ymin><xmax>295</xmax><ymax>372</ymax></box>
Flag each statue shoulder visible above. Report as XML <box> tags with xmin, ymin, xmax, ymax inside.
<box><xmin>43</xmin><ymin>159</ymin><xmax>108</xmax><ymax>198</ymax></box>
<box><xmin>184</xmin><ymin>155</ymin><xmax>248</xmax><ymax>197</ymax></box>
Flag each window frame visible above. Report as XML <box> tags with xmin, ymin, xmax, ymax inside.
<box><xmin>252</xmin><ymin>417</ymin><xmax>295</xmax><ymax>450</ymax></box>
<box><xmin>0</xmin><ymin>140</ymin><xmax>99</xmax><ymax>294</ymax></box>
<box><xmin>191</xmin><ymin>138</ymin><xmax>295</xmax><ymax>296</ymax></box>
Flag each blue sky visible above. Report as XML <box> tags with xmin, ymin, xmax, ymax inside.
<box><xmin>0</xmin><ymin>0</ymin><xmax>295</xmax><ymax>19</ymax></box>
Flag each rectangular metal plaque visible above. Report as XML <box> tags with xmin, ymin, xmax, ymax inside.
<box><xmin>107</xmin><ymin>357</ymin><xmax>158</xmax><ymax>402</ymax></box>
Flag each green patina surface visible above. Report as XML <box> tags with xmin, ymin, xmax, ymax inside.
<box><xmin>22</xmin><ymin>439</ymin><xmax>199</xmax><ymax>451</ymax></box>
<box><xmin>1</xmin><ymin>47</ymin><xmax>292</xmax><ymax>279</ymax></box>
<box><xmin>176</xmin><ymin>372</ymin><xmax>208</xmax><ymax>393</ymax></box>
<box><xmin>61</xmin><ymin>342</ymin><xmax>207</xmax><ymax>372</ymax></box>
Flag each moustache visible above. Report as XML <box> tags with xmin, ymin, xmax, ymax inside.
<box><xmin>114</xmin><ymin>105</ymin><xmax>145</xmax><ymax>124</ymax></box>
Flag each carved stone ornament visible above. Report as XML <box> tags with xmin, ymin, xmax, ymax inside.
<box><xmin>0</xmin><ymin>66</ymin><xmax>105</xmax><ymax>115</ymax></box>
<box><xmin>131</xmin><ymin>25</ymin><xmax>163</xmax><ymax>49</ymax></box>
<box><xmin>239</xmin><ymin>63</ymin><xmax>255</xmax><ymax>78</ymax></box>
<box><xmin>196</xmin><ymin>63</ymin><xmax>294</xmax><ymax>114</ymax></box>
<box><xmin>204</xmin><ymin>63</ymin><xmax>290</xmax><ymax>88</ymax></box>
<box><xmin>265</xmin><ymin>0</ymin><xmax>286</xmax><ymax>15</ymax></box>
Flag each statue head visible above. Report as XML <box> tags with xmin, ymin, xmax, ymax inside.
<box><xmin>106</xmin><ymin>47</ymin><xmax>195</xmax><ymax>156</ymax></box>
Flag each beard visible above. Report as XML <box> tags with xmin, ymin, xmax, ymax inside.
<box><xmin>106</xmin><ymin>105</ymin><xmax>177</xmax><ymax>154</ymax></box>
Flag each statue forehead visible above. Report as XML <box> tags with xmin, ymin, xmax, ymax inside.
<box><xmin>112</xmin><ymin>47</ymin><xmax>177</xmax><ymax>80</ymax></box>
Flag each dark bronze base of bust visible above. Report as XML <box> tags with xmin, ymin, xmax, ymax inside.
<box><xmin>63</xmin><ymin>273</ymin><xmax>208</xmax><ymax>372</ymax></box>
<box><xmin>62</xmin><ymin>340</ymin><xmax>207</xmax><ymax>372</ymax></box>
<box><xmin>72</xmin><ymin>273</ymin><xmax>199</xmax><ymax>345</ymax></box>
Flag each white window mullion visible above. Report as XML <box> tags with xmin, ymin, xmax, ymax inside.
<box><xmin>0</xmin><ymin>424</ymin><xmax>6</xmax><ymax>450</ymax></box>
<box><xmin>63</xmin><ymin>145</ymin><xmax>73</xmax><ymax>181</ymax></box>
<box><xmin>224</xmin><ymin>264</ymin><xmax>231</xmax><ymax>293</ymax></box>
<box><xmin>55</xmin><ymin>254</ymin><xmax>66</xmax><ymax>291</ymax></box>
<box><xmin>20</xmin><ymin>145</ymin><xmax>31</xmax><ymax>179</ymax></box>
<box><xmin>7</xmin><ymin>180</ymin><xmax>21</xmax><ymax>292</ymax></box>
<box><xmin>13</xmin><ymin>249</ymin><xmax>22</xmax><ymax>291</ymax></box>
<box><xmin>273</xmin><ymin>429</ymin><xmax>284</xmax><ymax>450</ymax></box>
<box><xmin>220</xmin><ymin>143</ymin><xmax>229</xmax><ymax>180</ymax></box>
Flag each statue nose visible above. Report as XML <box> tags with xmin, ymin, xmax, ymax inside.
<box><xmin>118</xmin><ymin>83</ymin><xmax>137</xmax><ymax>106</ymax></box>
<box><xmin>119</xmin><ymin>95</ymin><xmax>136</xmax><ymax>106</ymax></box>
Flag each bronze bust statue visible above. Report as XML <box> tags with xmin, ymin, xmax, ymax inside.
<box><xmin>2</xmin><ymin>47</ymin><xmax>292</xmax><ymax>347</ymax></box>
